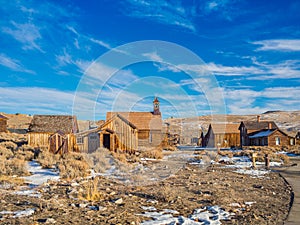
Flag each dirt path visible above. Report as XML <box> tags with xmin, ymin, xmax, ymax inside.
<box><xmin>278</xmin><ymin>157</ymin><xmax>300</xmax><ymax>225</ymax></box>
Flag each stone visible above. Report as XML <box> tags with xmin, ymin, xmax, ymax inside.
<box><xmin>114</xmin><ymin>198</ymin><xmax>123</xmax><ymax>205</ymax></box>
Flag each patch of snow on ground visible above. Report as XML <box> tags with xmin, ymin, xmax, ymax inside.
<box><xmin>0</xmin><ymin>208</ymin><xmax>35</xmax><ymax>218</ymax></box>
<box><xmin>234</xmin><ymin>168</ymin><xmax>269</xmax><ymax>177</ymax></box>
<box><xmin>139</xmin><ymin>205</ymin><xmax>234</xmax><ymax>225</ymax></box>
<box><xmin>13</xmin><ymin>189</ymin><xmax>41</xmax><ymax>198</ymax></box>
<box><xmin>24</xmin><ymin>161</ymin><xmax>60</xmax><ymax>185</ymax></box>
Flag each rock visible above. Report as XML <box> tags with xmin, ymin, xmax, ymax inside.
<box><xmin>109</xmin><ymin>191</ymin><xmax>116</xmax><ymax>196</ymax></box>
<box><xmin>79</xmin><ymin>203</ymin><xmax>88</xmax><ymax>208</ymax></box>
<box><xmin>46</xmin><ymin>218</ymin><xmax>56</xmax><ymax>224</ymax></box>
<box><xmin>114</xmin><ymin>198</ymin><xmax>123</xmax><ymax>205</ymax></box>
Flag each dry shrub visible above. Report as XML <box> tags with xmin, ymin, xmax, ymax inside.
<box><xmin>205</xmin><ymin>150</ymin><xmax>220</xmax><ymax>162</ymax></box>
<box><xmin>83</xmin><ymin>148</ymin><xmax>113</xmax><ymax>173</ymax></box>
<box><xmin>156</xmin><ymin>184</ymin><xmax>177</xmax><ymax>203</ymax></box>
<box><xmin>271</xmin><ymin>153</ymin><xmax>290</xmax><ymax>165</ymax></box>
<box><xmin>112</xmin><ymin>151</ymin><xmax>127</xmax><ymax>163</ymax></box>
<box><xmin>37</xmin><ymin>151</ymin><xmax>60</xmax><ymax>169</ymax></box>
<box><xmin>0</xmin><ymin>145</ymin><xmax>13</xmax><ymax>159</ymax></box>
<box><xmin>78</xmin><ymin>177</ymin><xmax>104</xmax><ymax>202</ymax></box>
<box><xmin>140</xmin><ymin>148</ymin><xmax>163</xmax><ymax>159</ymax></box>
<box><xmin>0</xmin><ymin>141</ymin><xmax>17</xmax><ymax>151</ymax></box>
<box><xmin>2</xmin><ymin>158</ymin><xmax>28</xmax><ymax>176</ymax></box>
<box><xmin>58</xmin><ymin>153</ymin><xmax>90</xmax><ymax>180</ymax></box>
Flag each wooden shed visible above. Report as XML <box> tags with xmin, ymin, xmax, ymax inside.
<box><xmin>203</xmin><ymin>123</ymin><xmax>240</xmax><ymax>148</ymax></box>
<box><xmin>76</xmin><ymin>128</ymin><xmax>100</xmax><ymax>153</ymax></box>
<box><xmin>248</xmin><ymin>129</ymin><xmax>296</xmax><ymax>147</ymax></box>
<box><xmin>28</xmin><ymin>115</ymin><xmax>79</xmax><ymax>154</ymax></box>
<box><xmin>0</xmin><ymin>114</ymin><xmax>8</xmax><ymax>133</ymax></box>
<box><xmin>99</xmin><ymin>114</ymin><xmax>138</xmax><ymax>153</ymax></box>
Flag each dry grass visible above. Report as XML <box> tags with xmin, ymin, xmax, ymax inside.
<box><xmin>0</xmin><ymin>156</ymin><xmax>28</xmax><ymax>176</ymax></box>
<box><xmin>78</xmin><ymin>177</ymin><xmax>104</xmax><ymax>202</ymax></box>
<box><xmin>57</xmin><ymin>153</ymin><xmax>90</xmax><ymax>180</ymax></box>
<box><xmin>140</xmin><ymin>148</ymin><xmax>163</xmax><ymax>159</ymax></box>
<box><xmin>112</xmin><ymin>151</ymin><xmax>128</xmax><ymax>163</ymax></box>
<box><xmin>37</xmin><ymin>150</ymin><xmax>60</xmax><ymax>169</ymax></box>
<box><xmin>0</xmin><ymin>141</ymin><xmax>17</xmax><ymax>151</ymax></box>
<box><xmin>0</xmin><ymin>175</ymin><xmax>24</xmax><ymax>186</ymax></box>
<box><xmin>156</xmin><ymin>184</ymin><xmax>177</xmax><ymax>203</ymax></box>
<box><xmin>0</xmin><ymin>145</ymin><xmax>14</xmax><ymax>159</ymax></box>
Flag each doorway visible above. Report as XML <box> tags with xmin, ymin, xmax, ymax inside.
<box><xmin>103</xmin><ymin>134</ymin><xmax>110</xmax><ymax>149</ymax></box>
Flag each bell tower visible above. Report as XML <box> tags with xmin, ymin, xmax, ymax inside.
<box><xmin>153</xmin><ymin>97</ymin><xmax>161</xmax><ymax>115</ymax></box>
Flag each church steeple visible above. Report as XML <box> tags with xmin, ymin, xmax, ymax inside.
<box><xmin>153</xmin><ymin>97</ymin><xmax>161</xmax><ymax>115</ymax></box>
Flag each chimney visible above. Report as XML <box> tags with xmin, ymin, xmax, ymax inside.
<box><xmin>268</xmin><ymin>122</ymin><xmax>272</xmax><ymax>130</ymax></box>
<box><xmin>257</xmin><ymin>115</ymin><xmax>260</xmax><ymax>123</ymax></box>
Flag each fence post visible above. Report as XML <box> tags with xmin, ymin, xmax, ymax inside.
<box><xmin>252</xmin><ymin>152</ymin><xmax>257</xmax><ymax>169</ymax></box>
<box><xmin>265</xmin><ymin>154</ymin><xmax>270</xmax><ymax>169</ymax></box>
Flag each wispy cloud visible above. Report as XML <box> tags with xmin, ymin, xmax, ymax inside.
<box><xmin>252</xmin><ymin>39</ymin><xmax>300</xmax><ymax>51</ymax></box>
<box><xmin>2</xmin><ymin>21</ymin><xmax>44</xmax><ymax>52</ymax></box>
<box><xmin>0</xmin><ymin>53</ymin><xmax>35</xmax><ymax>74</ymax></box>
<box><xmin>0</xmin><ymin>87</ymin><xmax>75</xmax><ymax>115</ymax></box>
<box><xmin>123</xmin><ymin>0</ymin><xmax>196</xmax><ymax>32</ymax></box>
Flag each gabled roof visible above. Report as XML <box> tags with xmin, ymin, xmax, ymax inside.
<box><xmin>29</xmin><ymin>115</ymin><xmax>78</xmax><ymax>134</ymax></box>
<box><xmin>0</xmin><ymin>114</ymin><xmax>8</xmax><ymax>120</ymax></box>
<box><xmin>106</xmin><ymin>112</ymin><xmax>162</xmax><ymax>130</ymax></box>
<box><xmin>101</xmin><ymin>113</ymin><xmax>137</xmax><ymax>130</ymax></box>
<box><xmin>249</xmin><ymin>128</ymin><xmax>289</xmax><ymax>139</ymax></box>
<box><xmin>248</xmin><ymin>129</ymin><xmax>276</xmax><ymax>138</ymax></box>
<box><xmin>239</xmin><ymin>121</ymin><xmax>278</xmax><ymax>131</ymax></box>
<box><xmin>209</xmin><ymin>123</ymin><xmax>240</xmax><ymax>134</ymax></box>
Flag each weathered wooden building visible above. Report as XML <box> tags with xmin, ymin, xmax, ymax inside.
<box><xmin>28</xmin><ymin>115</ymin><xmax>79</xmax><ymax>154</ymax></box>
<box><xmin>248</xmin><ymin>129</ymin><xmax>296</xmax><ymax>147</ymax></box>
<box><xmin>0</xmin><ymin>114</ymin><xmax>8</xmax><ymax>133</ymax></box>
<box><xmin>99</xmin><ymin>114</ymin><xmax>138</xmax><ymax>153</ymax></box>
<box><xmin>76</xmin><ymin>128</ymin><xmax>100</xmax><ymax>153</ymax></box>
<box><xmin>103</xmin><ymin>97</ymin><xmax>163</xmax><ymax>152</ymax></box>
<box><xmin>203</xmin><ymin>123</ymin><xmax>240</xmax><ymax>148</ymax></box>
<box><xmin>239</xmin><ymin>116</ymin><xmax>278</xmax><ymax>147</ymax></box>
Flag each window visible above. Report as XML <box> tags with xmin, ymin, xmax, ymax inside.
<box><xmin>290</xmin><ymin>138</ymin><xmax>295</xmax><ymax>146</ymax></box>
<box><xmin>77</xmin><ymin>137</ymin><xmax>83</xmax><ymax>144</ymax></box>
<box><xmin>275</xmin><ymin>137</ymin><xmax>280</xmax><ymax>145</ymax></box>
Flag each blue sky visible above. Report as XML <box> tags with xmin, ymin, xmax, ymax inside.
<box><xmin>0</xmin><ymin>0</ymin><xmax>300</xmax><ymax>120</ymax></box>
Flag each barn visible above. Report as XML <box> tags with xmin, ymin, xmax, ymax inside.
<box><xmin>102</xmin><ymin>97</ymin><xmax>163</xmax><ymax>152</ymax></box>
<box><xmin>28</xmin><ymin>115</ymin><xmax>79</xmax><ymax>154</ymax></box>
<box><xmin>203</xmin><ymin>123</ymin><xmax>240</xmax><ymax>148</ymax></box>
<box><xmin>0</xmin><ymin>114</ymin><xmax>8</xmax><ymax>133</ymax></box>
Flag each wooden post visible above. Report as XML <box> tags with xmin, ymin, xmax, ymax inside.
<box><xmin>265</xmin><ymin>154</ymin><xmax>270</xmax><ymax>169</ymax></box>
<box><xmin>252</xmin><ymin>152</ymin><xmax>257</xmax><ymax>169</ymax></box>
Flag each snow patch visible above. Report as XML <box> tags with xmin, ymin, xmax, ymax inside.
<box><xmin>0</xmin><ymin>208</ymin><xmax>35</xmax><ymax>218</ymax></box>
<box><xmin>139</xmin><ymin>205</ymin><xmax>234</xmax><ymax>225</ymax></box>
<box><xmin>234</xmin><ymin>168</ymin><xmax>269</xmax><ymax>177</ymax></box>
<box><xmin>24</xmin><ymin>161</ymin><xmax>60</xmax><ymax>185</ymax></box>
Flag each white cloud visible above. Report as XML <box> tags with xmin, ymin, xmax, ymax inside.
<box><xmin>252</xmin><ymin>39</ymin><xmax>300</xmax><ymax>51</ymax></box>
<box><xmin>124</xmin><ymin>0</ymin><xmax>196</xmax><ymax>32</ymax></box>
<box><xmin>0</xmin><ymin>53</ymin><xmax>35</xmax><ymax>74</ymax></box>
<box><xmin>0</xmin><ymin>87</ymin><xmax>75</xmax><ymax>115</ymax></box>
<box><xmin>2</xmin><ymin>21</ymin><xmax>44</xmax><ymax>52</ymax></box>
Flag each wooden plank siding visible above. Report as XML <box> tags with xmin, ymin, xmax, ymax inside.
<box><xmin>99</xmin><ymin>114</ymin><xmax>138</xmax><ymax>153</ymax></box>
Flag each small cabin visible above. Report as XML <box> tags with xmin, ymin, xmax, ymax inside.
<box><xmin>76</xmin><ymin>128</ymin><xmax>100</xmax><ymax>153</ymax></box>
<box><xmin>248</xmin><ymin>129</ymin><xmax>296</xmax><ymax>147</ymax></box>
<box><xmin>28</xmin><ymin>115</ymin><xmax>79</xmax><ymax>154</ymax></box>
<box><xmin>0</xmin><ymin>114</ymin><xmax>8</xmax><ymax>133</ymax></box>
<box><xmin>203</xmin><ymin>123</ymin><xmax>240</xmax><ymax>148</ymax></box>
